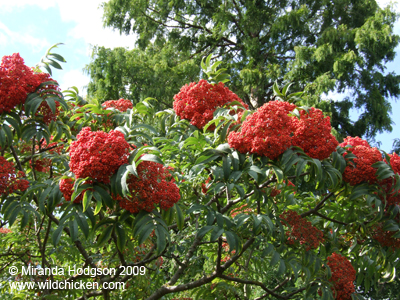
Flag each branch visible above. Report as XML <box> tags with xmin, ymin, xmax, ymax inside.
<box><xmin>220</xmin><ymin>175</ymin><xmax>277</xmax><ymax>214</ymax></box>
<box><xmin>219</xmin><ymin>274</ymin><xmax>287</xmax><ymax>299</ymax></box>
<box><xmin>301</xmin><ymin>191</ymin><xmax>336</xmax><ymax>218</ymax></box>
<box><xmin>313</xmin><ymin>211</ymin><xmax>348</xmax><ymax>226</ymax></box>
<box><xmin>111</xmin><ymin>231</ymin><xmax>126</xmax><ymax>265</ymax></box>
<box><xmin>47</xmin><ymin>213</ymin><xmax>98</xmax><ymax>270</ymax></box>
<box><xmin>145</xmin><ymin>237</ymin><xmax>255</xmax><ymax>300</ymax></box>
<box><xmin>20</xmin><ymin>143</ymin><xmax>61</xmax><ymax>165</ymax></box>
<box><xmin>10</xmin><ymin>144</ymin><xmax>23</xmax><ymax>171</ymax></box>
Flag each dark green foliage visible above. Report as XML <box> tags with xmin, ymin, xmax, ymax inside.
<box><xmin>84</xmin><ymin>41</ymin><xmax>200</xmax><ymax>107</ymax></box>
<box><xmin>93</xmin><ymin>0</ymin><xmax>400</xmax><ymax>140</ymax></box>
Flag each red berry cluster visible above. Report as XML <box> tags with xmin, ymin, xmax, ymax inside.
<box><xmin>29</xmin><ymin>138</ymin><xmax>63</xmax><ymax>173</ymax></box>
<box><xmin>0</xmin><ymin>156</ymin><xmax>29</xmax><ymax>196</ymax></box>
<box><xmin>0</xmin><ymin>228</ymin><xmax>12</xmax><ymax>234</ymax></box>
<box><xmin>228</xmin><ymin>101</ymin><xmax>338</xmax><ymax>160</ymax></box>
<box><xmin>33</xmin><ymin>72</ymin><xmax>61</xmax><ymax>124</ymax></box>
<box><xmin>31</xmin><ymin>158</ymin><xmax>52</xmax><ymax>173</ymax></box>
<box><xmin>230</xmin><ymin>204</ymin><xmax>253</xmax><ymax>218</ymax></box>
<box><xmin>270</xmin><ymin>180</ymin><xmax>296</xmax><ymax>197</ymax></box>
<box><xmin>59</xmin><ymin>178</ymin><xmax>85</xmax><ymax>203</ymax></box>
<box><xmin>115</xmin><ymin>161</ymin><xmax>180</xmax><ymax>213</ymax></box>
<box><xmin>201</xmin><ymin>177</ymin><xmax>211</xmax><ymax>194</ymax></box>
<box><xmin>326</xmin><ymin>252</ymin><xmax>356</xmax><ymax>300</ymax></box>
<box><xmin>0</xmin><ymin>53</ymin><xmax>60</xmax><ymax>116</ymax></box>
<box><xmin>39</xmin><ymin>138</ymin><xmax>64</xmax><ymax>155</ymax></box>
<box><xmin>228</xmin><ymin>101</ymin><xmax>296</xmax><ymax>159</ymax></box>
<box><xmin>173</xmin><ymin>80</ymin><xmax>248</xmax><ymax>129</ymax></box>
<box><xmin>372</xmin><ymin>223</ymin><xmax>400</xmax><ymax>250</ymax></box>
<box><xmin>339</xmin><ymin>137</ymin><xmax>382</xmax><ymax>186</ymax></box>
<box><xmin>0</xmin><ymin>53</ymin><xmax>38</xmax><ymax>114</ymax></box>
<box><xmin>380</xmin><ymin>153</ymin><xmax>400</xmax><ymax>206</ymax></box>
<box><xmin>280</xmin><ymin>210</ymin><xmax>324</xmax><ymax>251</ymax></box>
<box><xmin>102</xmin><ymin>99</ymin><xmax>133</xmax><ymax>112</ymax></box>
<box><xmin>292</xmin><ymin>108</ymin><xmax>339</xmax><ymax>160</ymax></box>
<box><xmin>69</xmin><ymin>127</ymin><xmax>130</xmax><ymax>184</ymax></box>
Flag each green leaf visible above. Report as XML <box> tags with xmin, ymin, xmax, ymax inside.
<box><xmin>197</xmin><ymin>226</ymin><xmax>213</xmax><ymax>239</ymax></box>
<box><xmin>277</xmin><ymin>259</ymin><xmax>286</xmax><ymax>277</ymax></box>
<box><xmin>349</xmin><ymin>184</ymin><xmax>370</xmax><ymax>201</ymax></box>
<box><xmin>93</xmin><ymin>186</ymin><xmax>114</xmax><ymax>209</ymax></box>
<box><xmin>139</xmin><ymin>154</ymin><xmax>163</xmax><ymax>165</ymax></box>
<box><xmin>225</xmin><ymin>231</ymin><xmax>239</xmax><ymax>252</ymax></box>
<box><xmin>273</xmin><ymin>81</ymin><xmax>283</xmax><ymax>97</ymax></box>
<box><xmin>131</xmin><ymin>124</ymin><xmax>158</xmax><ymax>134</ymax></box>
<box><xmin>210</xmin><ymin>227</ymin><xmax>224</xmax><ymax>242</ymax></box>
<box><xmin>272</xmin><ymin>165</ymin><xmax>284</xmax><ymax>183</ymax></box>
<box><xmin>174</xmin><ymin>203</ymin><xmax>184</xmax><ymax>230</ymax></box>
<box><xmin>222</xmin><ymin>156</ymin><xmax>230</xmax><ymax>180</ymax></box>
<box><xmin>138</xmin><ymin>223</ymin><xmax>155</xmax><ymax>245</ymax></box>
<box><xmin>115</xmin><ymin>223</ymin><xmax>126</xmax><ymax>252</ymax></box>
<box><xmin>52</xmin><ymin>224</ymin><xmax>64</xmax><ymax>246</ymax></box>
<box><xmin>8</xmin><ymin>205</ymin><xmax>21</xmax><ymax>226</ymax></box>
<box><xmin>296</xmin><ymin>159</ymin><xmax>308</xmax><ymax>177</ymax></box>
<box><xmin>155</xmin><ymin>225</ymin><xmax>167</xmax><ymax>255</ymax></box>
<box><xmin>2</xmin><ymin>124</ymin><xmax>13</xmax><ymax>145</ymax></box>
<box><xmin>96</xmin><ymin>225</ymin><xmax>113</xmax><ymax>248</ymax></box>
<box><xmin>270</xmin><ymin>251</ymin><xmax>280</xmax><ymax>267</ymax></box>
<box><xmin>94</xmin><ymin>196</ymin><xmax>103</xmax><ymax>215</ymax></box>
<box><xmin>195</xmin><ymin>155</ymin><xmax>219</xmax><ymax>165</ymax></box>
<box><xmin>69</xmin><ymin>219</ymin><xmax>78</xmax><ymax>242</ymax></box>
<box><xmin>45</xmin><ymin>98</ymin><xmax>57</xmax><ymax>114</ymax></box>
<box><xmin>47</xmin><ymin>53</ymin><xmax>66</xmax><ymax>62</ymax></box>
<box><xmin>82</xmin><ymin>190</ymin><xmax>93</xmax><ymax>212</ymax></box>
<box><xmin>75</xmin><ymin>212</ymin><xmax>89</xmax><ymax>239</ymax></box>
<box><xmin>132</xmin><ymin>211</ymin><xmax>152</xmax><ymax>235</ymax></box>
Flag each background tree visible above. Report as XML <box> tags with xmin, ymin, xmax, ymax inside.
<box><xmin>85</xmin><ymin>40</ymin><xmax>200</xmax><ymax>109</ymax></box>
<box><xmin>90</xmin><ymin>0</ymin><xmax>400</xmax><ymax>141</ymax></box>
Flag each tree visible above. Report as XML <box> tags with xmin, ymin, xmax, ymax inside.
<box><xmin>94</xmin><ymin>0</ymin><xmax>400</xmax><ymax>141</ymax></box>
<box><xmin>84</xmin><ymin>41</ymin><xmax>200</xmax><ymax>108</ymax></box>
<box><xmin>2</xmin><ymin>47</ymin><xmax>400</xmax><ymax>300</ymax></box>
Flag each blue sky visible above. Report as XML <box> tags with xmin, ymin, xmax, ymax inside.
<box><xmin>1</xmin><ymin>0</ymin><xmax>399</xmax><ymax>152</ymax></box>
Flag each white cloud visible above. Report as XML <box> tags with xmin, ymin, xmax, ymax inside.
<box><xmin>0</xmin><ymin>21</ymin><xmax>49</xmax><ymax>53</ymax></box>
<box><xmin>0</xmin><ymin>0</ymin><xmax>56</xmax><ymax>12</ymax></box>
<box><xmin>377</xmin><ymin>0</ymin><xmax>400</xmax><ymax>13</ymax></box>
<box><xmin>0</xmin><ymin>0</ymin><xmax>135</xmax><ymax>51</ymax></box>
<box><xmin>58</xmin><ymin>0</ymin><xmax>136</xmax><ymax>50</ymax></box>
<box><xmin>59</xmin><ymin>69</ymin><xmax>91</xmax><ymax>94</ymax></box>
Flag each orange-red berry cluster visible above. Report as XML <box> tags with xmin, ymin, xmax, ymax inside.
<box><xmin>292</xmin><ymin>108</ymin><xmax>339</xmax><ymax>160</ymax></box>
<box><xmin>0</xmin><ymin>53</ymin><xmax>60</xmax><ymax>120</ymax></box>
<box><xmin>326</xmin><ymin>252</ymin><xmax>356</xmax><ymax>300</ymax></box>
<box><xmin>29</xmin><ymin>138</ymin><xmax>63</xmax><ymax>173</ymax></box>
<box><xmin>173</xmin><ymin>80</ymin><xmax>248</xmax><ymax>129</ymax></box>
<box><xmin>201</xmin><ymin>177</ymin><xmax>211</xmax><ymax>194</ymax></box>
<box><xmin>230</xmin><ymin>204</ymin><xmax>253</xmax><ymax>218</ymax></box>
<box><xmin>280</xmin><ymin>210</ymin><xmax>324</xmax><ymax>251</ymax></box>
<box><xmin>380</xmin><ymin>153</ymin><xmax>400</xmax><ymax>206</ymax></box>
<box><xmin>0</xmin><ymin>156</ymin><xmax>29</xmax><ymax>196</ymax></box>
<box><xmin>372</xmin><ymin>223</ymin><xmax>400</xmax><ymax>250</ymax></box>
<box><xmin>0</xmin><ymin>53</ymin><xmax>40</xmax><ymax>114</ymax></box>
<box><xmin>0</xmin><ymin>228</ymin><xmax>12</xmax><ymax>234</ymax></box>
<box><xmin>270</xmin><ymin>180</ymin><xmax>296</xmax><ymax>197</ymax></box>
<box><xmin>33</xmin><ymin>73</ymin><xmax>61</xmax><ymax>124</ymax></box>
<box><xmin>69</xmin><ymin>127</ymin><xmax>130</xmax><ymax>184</ymax></box>
<box><xmin>340</xmin><ymin>137</ymin><xmax>382</xmax><ymax>186</ymax></box>
<box><xmin>228</xmin><ymin>101</ymin><xmax>338</xmax><ymax>160</ymax></box>
<box><xmin>59</xmin><ymin>178</ymin><xmax>88</xmax><ymax>203</ymax></box>
<box><xmin>115</xmin><ymin>161</ymin><xmax>180</xmax><ymax>213</ymax></box>
<box><xmin>102</xmin><ymin>99</ymin><xmax>133</xmax><ymax>112</ymax></box>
